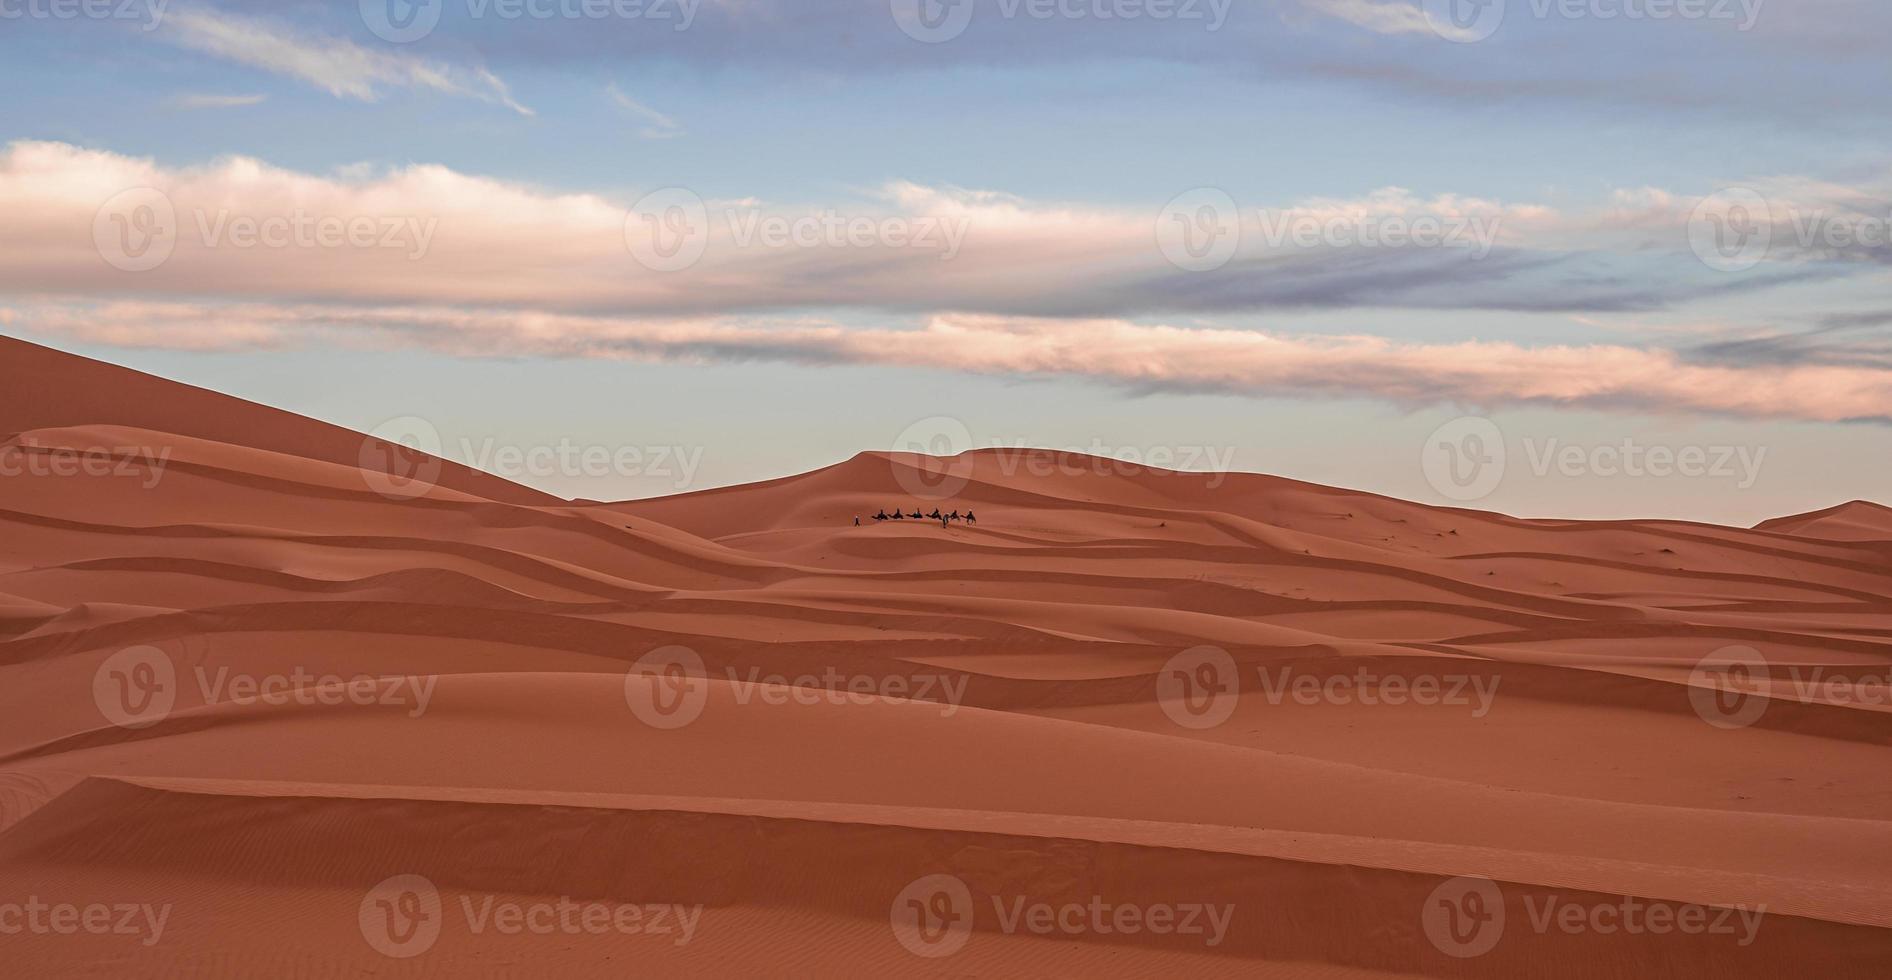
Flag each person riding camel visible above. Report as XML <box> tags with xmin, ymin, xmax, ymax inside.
<box><xmin>873</xmin><ymin>509</ymin><xmax>889</xmax><ymax>520</ymax></box>
<box><xmin>909</xmin><ymin>509</ymin><xmax>923</xmax><ymax>519</ymax></box>
<box><xmin>891</xmin><ymin>510</ymin><xmax>904</xmax><ymax>520</ymax></box>
<box><xmin>947</xmin><ymin>510</ymin><xmax>961</xmax><ymax>522</ymax></box>
<box><xmin>928</xmin><ymin>508</ymin><xmax>942</xmax><ymax>520</ymax></box>
<box><xmin>964</xmin><ymin>510</ymin><xmax>977</xmax><ymax>524</ymax></box>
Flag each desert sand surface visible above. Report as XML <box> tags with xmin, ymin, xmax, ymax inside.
<box><xmin>1</xmin><ymin>334</ymin><xmax>1889</xmax><ymax>977</ymax></box>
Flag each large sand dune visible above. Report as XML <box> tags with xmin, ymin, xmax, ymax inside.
<box><xmin>2</xmin><ymin>336</ymin><xmax>1888</xmax><ymax>976</ymax></box>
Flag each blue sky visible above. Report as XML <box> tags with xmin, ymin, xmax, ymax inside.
<box><xmin>1</xmin><ymin>0</ymin><xmax>1888</xmax><ymax>523</ymax></box>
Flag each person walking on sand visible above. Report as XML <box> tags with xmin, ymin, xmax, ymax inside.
<box><xmin>854</xmin><ymin>516</ymin><xmax>860</xmax><ymax>526</ymax></box>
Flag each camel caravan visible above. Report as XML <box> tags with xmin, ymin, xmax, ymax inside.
<box><xmin>857</xmin><ymin>507</ymin><xmax>977</xmax><ymax>528</ymax></box>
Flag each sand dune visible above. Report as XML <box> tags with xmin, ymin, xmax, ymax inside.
<box><xmin>1</xmin><ymin>335</ymin><xmax>1889</xmax><ymax>976</ymax></box>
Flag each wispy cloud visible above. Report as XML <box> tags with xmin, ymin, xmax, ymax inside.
<box><xmin>159</xmin><ymin>8</ymin><xmax>532</xmax><ymax>116</ymax></box>
<box><xmin>169</xmin><ymin>93</ymin><xmax>268</xmax><ymax>110</ymax></box>
<box><xmin>5</xmin><ymin>141</ymin><xmax>1883</xmax><ymax>324</ymax></box>
<box><xmin>9</xmin><ymin>302</ymin><xmax>1890</xmax><ymax>424</ymax></box>
<box><xmin>606</xmin><ymin>84</ymin><xmax>681</xmax><ymax>139</ymax></box>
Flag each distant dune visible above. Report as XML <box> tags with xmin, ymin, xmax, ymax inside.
<box><xmin>1</xmin><ymin>335</ymin><xmax>1888</xmax><ymax>977</ymax></box>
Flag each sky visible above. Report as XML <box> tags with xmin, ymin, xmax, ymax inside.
<box><xmin>1</xmin><ymin>0</ymin><xmax>1888</xmax><ymax>524</ymax></box>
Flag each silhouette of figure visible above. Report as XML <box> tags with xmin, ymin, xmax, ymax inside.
<box><xmin>854</xmin><ymin>516</ymin><xmax>860</xmax><ymax>526</ymax></box>
<box><xmin>928</xmin><ymin>509</ymin><xmax>942</xmax><ymax>520</ymax></box>
<box><xmin>873</xmin><ymin>509</ymin><xmax>889</xmax><ymax>520</ymax></box>
<box><xmin>964</xmin><ymin>510</ymin><xmax>977</xmax><ymax>524</ymax></box>
<box><xmin>909</xmin><ymin>510</ymin><xmax>923</xmax><ymax>519</ymax></box>
<box><xmin>940</xmin><ymin>515</ymin><xmax>949</xmax><ymax>528</ymax></box>
<box><xmin>947</xmin><ymin>510</ymin><xmax>961</xmax><ymax>522</ymax></box>
<box><xmin>892</xmin><ymin>510</ymin><xmax>904</xmax><ymax>520</ymax></box>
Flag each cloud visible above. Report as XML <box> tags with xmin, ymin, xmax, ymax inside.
<box><xmin>159</xmin><ymin>7</ymin><xmax>532</xmax><ymax>116</ymax></box>
<box><xmin>169</xmin><ymin>93</ymin><xmax>269</xmax><ymax>110</ymax></box>
<box><xmin>6</xmin><ymin>140</ymin><xmax>1885</xmax><ymax>330</ymax></box>
<box><xmin>9</xmin><ymin>301</ymin><xmax>1890</xmax><ymax>423</ymax></box>
<box><xmin>606</xmin><ymin>84</ymin><xmax>681</xmax><ymax>139</ymax></box>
